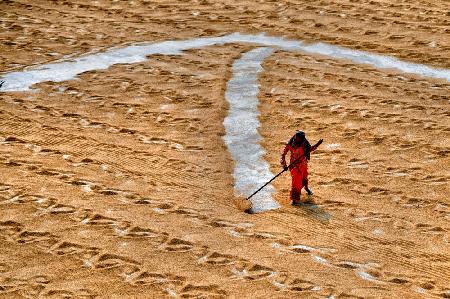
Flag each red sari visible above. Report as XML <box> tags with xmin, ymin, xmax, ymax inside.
<box><xmin>281</xmin><ymin>144</ymin><xmax>309</xmax><ymax>201</ymax></box>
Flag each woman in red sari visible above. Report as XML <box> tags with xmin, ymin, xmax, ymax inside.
<box><xmin>280</xmin><ymin>131</ymin><xmax>322</xmax><ymax>205</ymax></box>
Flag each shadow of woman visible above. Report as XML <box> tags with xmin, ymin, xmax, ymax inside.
<box><xmin>290</xmin><ymin>200</ymin><xmax>332</xmax><ymax>223</ymax></box>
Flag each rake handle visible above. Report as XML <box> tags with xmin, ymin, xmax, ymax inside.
<box><xmin>245</xmin><ymin>154</ymin><xmax>304</xmax><ymax>201</ymax></box>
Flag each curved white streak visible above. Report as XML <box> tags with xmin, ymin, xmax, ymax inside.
<box><xmin>2</xmin><ymin>33</ymin><xmax>449</xmax><ymax>212</ymax></box>
<box><xmin>1</xmin><ymin>32</ymin><xmax>449</xmax><ymax>92</ymax></box>
<box><xmin>223</xmin><ymin>48</ymin><xmax>279</xmax><ymax>212</ymax></box>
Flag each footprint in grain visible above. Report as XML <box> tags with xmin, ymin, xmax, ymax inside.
<box><xmin>0</xmin><ymin>277</ymin><xmax>23</xmax><ymax>295</ymax></box>
<box><xmin>270</xmin><ymin>271</ymin><xmax>320</xmax><ymax>292</ymax></box>
<box><xmin>335</xmin><ymin>260</ymin><xmax>383</xmax><ymax>283</ymax></box>
<box><xmin>50</xmin><ymin>241</ymin><xmax>98</xmax><ymax>257</ymax></box>
<box><xmin>43</xmin><ymin>203</ymin><xmax>77</xmax><ymax>215</ymax></box>
<box><xmin>197</xmin><ymin>252</ymin><xmax>241</xmax><ymax>266</ymax></box>
<box><xmin>16</xmin><ymin>231</ymin><xmax>60</xmax><ymax>250</ymax></box>
<box><xmin>80</xmin><ymin>213</ymin><xmax>118</xmax><ymax>226</ymax></box>
<box><xmin>16</xmin><ymin>284</ymin><xmax>46</xmax><ymax>298</ymax></box>
<box><xmin>112</xmin><ymin>222</ymin><xmax>169</xmax><ymax>243</ymax></box>
<box><xmin>131</xmin><ymin>271</ymin><xmax>185</xmax><ymax>287</ymax></box>
<box><xmin>0</xmin><ymin>263</ymin><xmax>11</xmax><ymax>274</ymax></box>
<box><xmin>288</xmin><ymin>279</ymin><xmax>317</xmax><ymax>292</ymax></box>
<box><xmin>230</xmin><ymin>262</ymin><xmax>276</xmax><ymax>281</ymax></box>
<box><xmin>179</xmin><ymin>283</ymin><xmax>227</xmax><ymax>298</ymax></box>
<box><xmin>43</xmin><ymin>288</ymin><xmax>97</xmax><ymax>299</ymax></box>
<box><xmin>94</xmin><ymin>253</ymin><xmax>140</xmax><ymax>270</ymax></box>
<box><xmin>161</xmin><ymin>238</ymin><xmax>195</xmax><ymax>252</ymax></box>
<box><xmin>41</xmin><ymin>289</ymin><xmax>76</xmax><ymax>298</ymax></box>
<box><xmin>0</xmin><ymin>221</ymin><xmax>24</xmax><ymax>239</ymax></box>
<box><xmin>347</xmin><ymin>159</ymin><xmax>369</xmax><ymax>169</ymax></box>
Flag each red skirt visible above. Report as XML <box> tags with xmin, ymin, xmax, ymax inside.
<box><xmin>289</xmin><ymin>163</ymin><xmax>308</xmax><ymax>201</ymax></box>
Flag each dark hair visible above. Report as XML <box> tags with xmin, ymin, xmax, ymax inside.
<box><xmin>295</xmin><ymin>131</ymin><xmax>305</xmax><ymax>139</ymax></box>
<box><xmin>288</xmin><ymin>131</ymin><xmax>311</xmax><ymax>160</ymax></box>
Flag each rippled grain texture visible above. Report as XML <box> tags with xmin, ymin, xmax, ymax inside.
<box><xmin>1</xmin><ymin>0</ymin><xmax>449</xmax><ymax>298</ymax></box>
